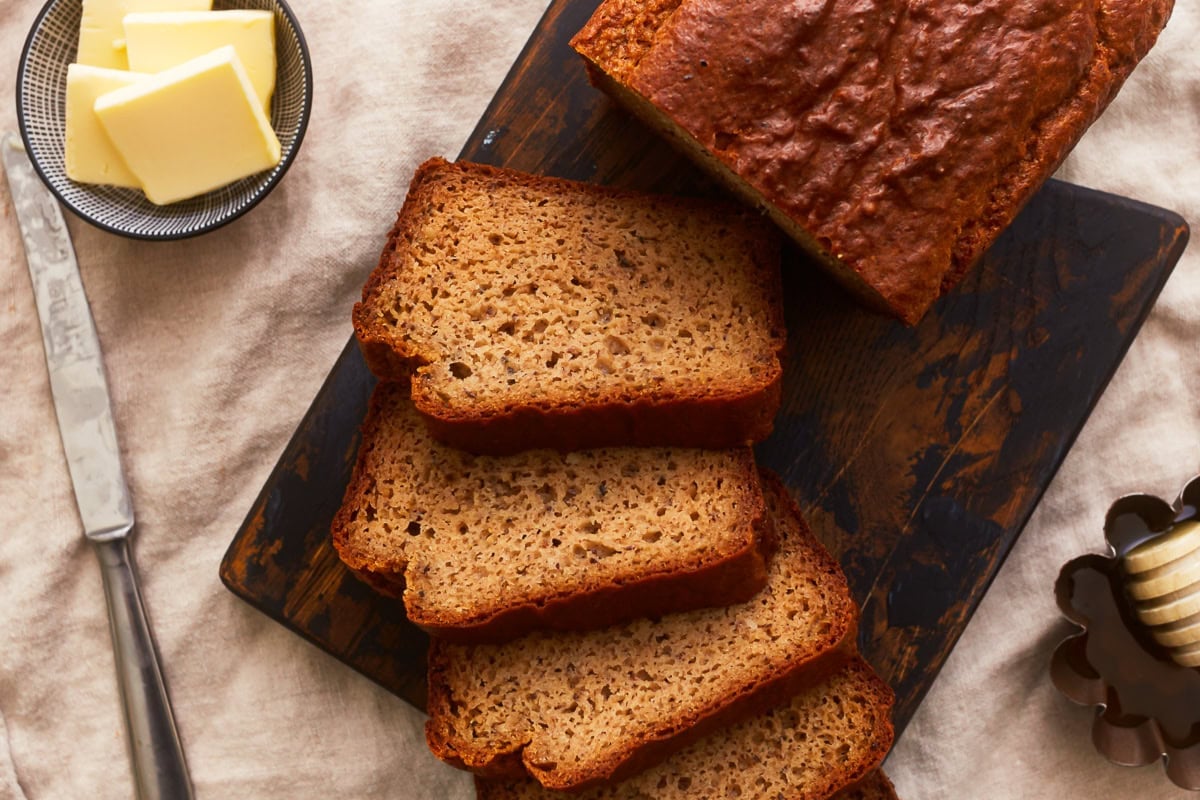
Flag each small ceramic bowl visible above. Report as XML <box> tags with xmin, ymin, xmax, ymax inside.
<box><xmin>15</xmin><ymin>0</ymin><xmax>313</xmax><ymax>240</ymax></box>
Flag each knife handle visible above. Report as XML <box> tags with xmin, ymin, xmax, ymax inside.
<box><xmin>94</xmin><ymin>535</ymin><xmax>194</xmax><ymax>800</ymax></box>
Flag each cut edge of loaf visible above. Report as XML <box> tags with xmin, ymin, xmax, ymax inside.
<box><xmin>424</xmin><ymin>469</ymin><xmax>860</xmax><ymax>789</ymax></box>
<box><xmin>471</xmin><ymin>658</ymin><xmax>895</xmax><ymax>800</ymax></box>
<box><xmin>570</xmin><ymin>0</ymin><xmax>1175</xmax><ymax>325</ymax></box>
<box><xmin>331</xmin><ymin>381</ymin><xmax>778</xmax><ymax>644</ymax></box>
<box><xmin>352</xmin><ymin>157</ymin><xmax>787</xmax><ymax>455</ymax></box>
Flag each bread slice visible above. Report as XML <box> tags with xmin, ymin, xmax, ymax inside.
<box><xmin>571</xmin><ymin>0</ymin><xmax>1173</xmax><ymax>324</ymax></box>
<box><xmin>331</xmin><ymin>381</ymin><xmax>775</xmax><ymax>643</ymax></box>
<box><xmin>353</xmin><ymin>157</ymin><xmax>786</xmax><ymax>455</ymax></box>
<box><xmin>425</xmin><ymin>471</ymin><xmax>859</xmax><ymax>789</ymax></box>
<box><xmin>473</xmin><ymin>658</ymin><xmax>894</xmax><ymax>800</ymax></box>
<box><xmin>837</xmin><ymin>770</ymin><xmax>900</xmax><ymax>800</ymax></box>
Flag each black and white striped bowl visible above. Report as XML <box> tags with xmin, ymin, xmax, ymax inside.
<box><xmin>16</xmin><ymin>0</ymin><xmax>312</xmax><ymax>240</ymax></box>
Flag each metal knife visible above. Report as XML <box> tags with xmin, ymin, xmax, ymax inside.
<box><xmin>2</xmin><ymin>133</ymin><xmax>193</xmax><ymax>800</ymax></box>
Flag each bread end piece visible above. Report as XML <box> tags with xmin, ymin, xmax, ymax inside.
<box><xmin>572</xmin><ymin>0</ymin><xmax>1175</xmax><ymax>325</ymax></box>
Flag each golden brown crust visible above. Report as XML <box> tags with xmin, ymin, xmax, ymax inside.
<box><xmin>330</xmin><ymin>382</ymin><xmax>776</xmax><ymax>644</ymax></box>
<box><xmin>353</xmin><ymin>157</ymin><xmax>786</xmax><ymax>454</ymax></box>
<box><xmin>418</xmin><ymin>372</ymin><xmax>782</xmax><ymax>455</ymax></box>
<box><xmin>572</xmin><ymin>0</ymin><xmax>1173</xmax><ymax>325</ymax></box>
<box><xmin>424</xmin><ymin>470</ymin><xmax>862</xmax><ymax>789</ymax></box>
<box><xmin>945</xmin><ymin>0</ymin><xmax>1175</xmax><ymax>289</ymax></box>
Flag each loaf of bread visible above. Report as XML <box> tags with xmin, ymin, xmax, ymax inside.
<box><xmin>473</xmin><ymin>658</ymin><xmax>894</xmax><ymax>800</ymax></box>
<box><xmin>425</xmin><ymin>472</ymin><xmax>860</xmax><ymax>790</ymax></box>
<box><xmin>571</xmin><ymin>0</ymin><xmax>1174</xmax><ymax>324</ymax></box>
<box><xmin>353</xmin><ymin>157</ymin><xmax>786</xmax><ymax>454</ymax></box>
<box><xmin>331</xmin><ymin>382</ymin><xmax>775</xmax><ymax>642</ymax></box>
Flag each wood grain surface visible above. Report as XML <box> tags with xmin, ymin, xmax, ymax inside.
<box><xmin>220</xmin><ymin>0</ymin><xmax>1189</xmax><ymax>730</ymax></box>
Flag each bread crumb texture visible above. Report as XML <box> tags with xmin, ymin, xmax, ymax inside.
<box><xmin>332</xmin><ymin>383</ymin><xmax>764</xmax><ymax>629</ymax></box>
<box><xmin>356</xmin><ymin>159</ymin><xmax>784</xmax><ymax>417</ymax></box>
<box><xmin>474</xmin><ymin>659</ymin><xmax>893</xmax><ymax>799</ymax></box>
<box><xmin>427</xmin><ymin>474</ymin><xmax>861</xmax><ymax>789</ymax></box>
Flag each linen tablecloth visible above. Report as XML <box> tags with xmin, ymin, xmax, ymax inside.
<box><xmin>1</xmin><ymin>1</ymin><xmax>1197</xmax><ymax>797</ymax></box>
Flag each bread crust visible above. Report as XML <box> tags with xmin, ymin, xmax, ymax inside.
<box><xmin>572</xmin><ymin>0</ymin><xmax>1174</xmax><ymax>324</ymax></box>
<box><xmin>424</xmin><ymin>471</ymin><xmax>862</xmax><ymax>790</ymax></box>
<box><xmin>353</xmin><ymin>157</ymin><xmax>786</xmax><ymax>455</ymax></box>
<box><xmin>331</xmin><ymin>382</ymin><xmax>777</xmax><ymax>644</ymax></box>
<box><xmin>833</xmin><ymin>769</ymin><xmax>900</xmax><ymax>800</ymax></box>
<box><xmin>417</xmin><ymin>373</ymin><xmax>781</xmax><ymax>455</ymax></box>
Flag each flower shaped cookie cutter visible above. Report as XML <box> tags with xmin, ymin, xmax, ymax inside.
<box><xmin>1051</xmin><ymin>474</ymin><xmax>1200</xmax><ymax>791</ymax></box>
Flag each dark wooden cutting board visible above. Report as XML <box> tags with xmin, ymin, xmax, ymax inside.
<box><xmin>219</xmin><ymin>0</ymin><xmax>1188</xmax><ymax>733</ymax></box>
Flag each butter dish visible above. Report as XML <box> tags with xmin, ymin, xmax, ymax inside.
<box><xmin>16</xmin><ymin>0</ymin><xmax>311</xmax><ymax>239</ymax></box>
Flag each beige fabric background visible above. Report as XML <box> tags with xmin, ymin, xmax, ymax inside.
<box><xmin>0</xmin><ymin>1</ymin><xmax>1196</xmax><ymax>798</ymax></box>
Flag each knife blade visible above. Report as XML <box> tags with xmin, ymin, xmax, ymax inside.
<box><xmin>3</xmin><ymin>132</ymin><xmax>193</xmax><ymax>800</ymax></box>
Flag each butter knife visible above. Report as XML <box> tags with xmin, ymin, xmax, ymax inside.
<box><xmin>2</xmin><ymin>133</ymin><xmax>193</xmax><ymax>800</ymax></box>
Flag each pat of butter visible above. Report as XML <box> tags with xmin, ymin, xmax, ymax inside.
<box><xmin>123</xmin><ymin>10</ymin><xmax>276</xmax><ymax>112</ymax></box>
<box><xmin>65</xmin><ymin>64</ymin><xmax>149</xmax><ymax>188</ymax></box>
<box><xmin>78</xmin><ymin>0</ymin><xmax>212</xmax><ymax>70</ymax></box>
<box><xmin>94</xmin><ymin>46</ymin><xmax>282</xmax><ymax>205</ymax></box>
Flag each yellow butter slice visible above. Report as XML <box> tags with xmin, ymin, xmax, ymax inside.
<box><xmin>65</xmin><ymin>64</ymin><xmax>149</xmax><ymax>188</ymax></box>
<box><xmin>78</xmin><ymin>0</ymin><xmax>212</xmax><ymax>70</ymax></box>
<box><xmin>94</xmin><ymin>45</ymin><xmax>281</xmax><ymax>205</ymax></box>
<box><xmin>123</xmin><ymin>10</ymin><xmax>276</xmax><ymax>112</ymax></box>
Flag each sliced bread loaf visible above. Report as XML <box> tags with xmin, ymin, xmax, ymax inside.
<box><xmin>331</xmin><ymin>381</ymin><xmax>774</xmax><ymax>643</ymax></box>
<box><xmin>473</xmin><ymin>658</ymin><xmax>894</xmax><ymax>800</ymax></box>
<box><xmin>425</xmin><ymin>471</ymin><xmax>859</xmax><ymax>790</ymax></box>
<box><xmin>353</xmin><ymin>157</ymin><xmax>786</xmax><ymax>455</ymax></box>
